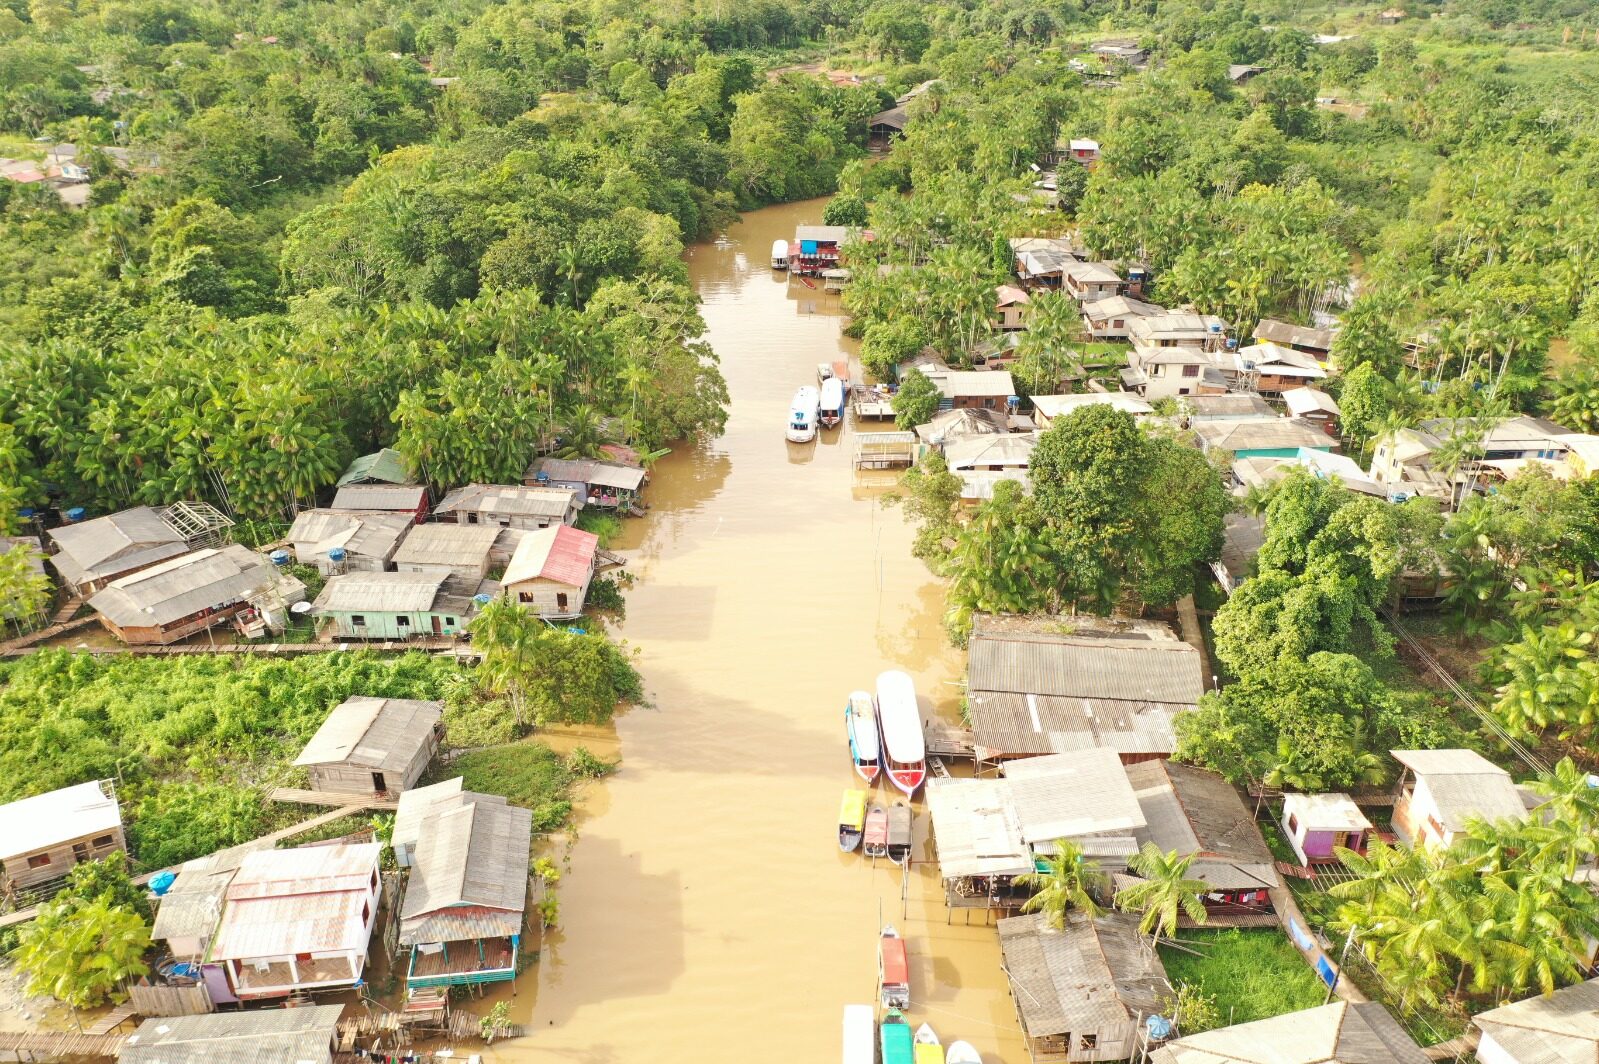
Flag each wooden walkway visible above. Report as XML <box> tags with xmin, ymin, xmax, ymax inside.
<box><xmin>83</xmin><ymin>1004</ymin><xmax>136</xmax><ymax>1036</ymax></box>
<box><xmin>0</xmin><ymin>614</ymin><xmax>96</xmax><ymax>654</ymax></box>
<box><xmin>1</xmin><ymin>637</ymin><xmax>458</xmax><ymax>659</ymax></box>
<box><xmin>924</xmin><ymin>720</ymin><xmax>975</xmax><ymax>760</ymax></box>
<box><xmin>0</xmin><ymin>1029</ymin><xmax>129</xmax><ymax>1060</ymax></box>
<box><xmin>269</xmin><ymin>788</ymin><xmax>399</xmax><ymax>812</ymax></box>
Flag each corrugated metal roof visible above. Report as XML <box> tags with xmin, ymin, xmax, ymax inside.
<box><xmin>503</xmin><ymin>525</ymin><xmax>598</xmax><ymax>588</ymax></box>
<box><xmin>1253</xmin><ymin>318</ymin><xmax>1333</xmax><ymax>351</ymax></box>
<box><xmin>970</xmin><ymin>692</ymin><xmax>1180</xmax><ymax>758</ymax></box>
<box><xmin>435</xmin><ymin>483</ymin><xmax>577</xmax><ymax>520</ymax></box>
<box><xmin>998</xmin><ymin>911</ymin><xmax>1167</xmax><ymax>1040</ymax></box>
<box><xmin>311</xmin><ymin>570</ymin><xmax>449</xmax><ymax>614</ymax></box>
<box><xmin>1064</xmin><ymin>261</ymin><xmax>1122</xmax><ymax>284</ymax></box>
<box><xmin>1126</xmin><ymin>761</ymin><xmax>1277</xmax><ymax>891</ymax></box>
<box><xmin>294</xmin><ymin>696</ymin><xmax>442</xmax><ymax>773</ymax></box>
<box><xmin>1150</xmin><ymin>1001</ymin><xmax>1429</xmax><ymax>1064</ymax></box>
<box><xmin>400</xmin><ymin>800</ymin><xmax>532</xmax><ymax>945</ymax></box>
<box><xmin>336</xmin><ymin>448</ymin><xmax>413</xmax><ymax>487</ymax></box>
<box><xmin>795</xmin><ymin>225</ymin><xmax>850</xmax><ymax>242</ymax></box>
<box><xmin>939</xmin><ymin>371</ymin><xmax>1016</xmax><ymax>400</ymax></box>
<box><xmin>119</xmin><ymin>1004</ymin><xmax>343</xmax><ymax>1064</ymax></box>
<box><xmin>0</xmin><ymin>780</ymin><xmax>121</xmax><ymax>859</ymax></box>
<box><xmin>1473</xmin><ymin>978</ymin><xmax>1599</xmax><ymax>1063</ymax></box>
<box><xmin>1031</xmin><ymin>394</ymin><xmax>1152</xmax><ymax>421</ymax></box>
<box><xmin>1282</xmin><ymin>793</ymin><xmax>1371</xmax><ymax>832</ymax></box>
<box><xmin>1192</xmin><ymin>417</ymin><xmax>1332</xmax><ymax>453</ymax></box>
<box><xmin>944</xmin><ymin>433</ymin><xmax>1038</xmax><ymax>472</ymax></box>
<box><xmin>392</xmin><ymin>523</ymin><xmax>499</xmax><ymax>567</ymax></box>
<box><xmin>150</xmin><ymin>870</ymin><xmax>229</xmax><ymax>942</ymax></box>
<box><xmin>525</xmin><ymin>458</ymin><xmax>646</xmax><ymax>491</ymax></box>
<box><xmin>1002</xmin><ymin>750</ymin><xmax>1147</xmax><ymax>842</ymax></box>
<box><xmin>287</xmin><ymin>509</ymin><xmax>411</xmax><ymax>562</ymax></box>
<box><xmin>211</xmin><ymin>844</ymin><xmax>380</xmax><ymax>960</ymax></box>
<box><xmin>970</xmin><ymin>628</ymin><xmax>1203</xmax><ymax>704</ymax></box>
<box><xmin>392</xmin><ymin>778</ymin><xmax>467</xmax><ymax>856</ymax></box>
<box><xmin>89</xmin><ymin>546</ymin><xmax>301</xmax><ymax>628</ymax></box>
<box><xmin>329</xmin><ymin>483</ymin><xmax>428</xmax><ymax>511</ymax></box>
<box><xmin>1183</xmin><ymin>394</ymin><xmax>1276</xmax><ymax>419</ymax></box>
<box><xmin>925</xmin><ymin>778</ymin><xmax>1032</xmax><ymax>879</ymax></box>
<box><xmin>0</xmin><ymin>535</ymin><xmax>45</xmax><ymax>579</ymax></box>
<box><xmin>48</xmin><ymin>506</ymin><xmax>188</xmax><ymax>586</ymax></box>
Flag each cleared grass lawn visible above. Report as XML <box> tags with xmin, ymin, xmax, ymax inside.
<box><xmin>1159</xmin><ymin>928</ymin><xmax>1325</xmax><ymax>1027</ymax></box>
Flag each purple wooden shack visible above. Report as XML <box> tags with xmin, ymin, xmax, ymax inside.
<box><xmin>1281</xmin><ymin>793</ymin><xmax>1372</xmax><ymax>866</ymax></box>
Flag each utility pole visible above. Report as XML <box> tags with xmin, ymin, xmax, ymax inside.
<box><xmin>1325</xmin><ymin>925</ymin><xmax>1356</xmax><ymax>1004</ymax></box>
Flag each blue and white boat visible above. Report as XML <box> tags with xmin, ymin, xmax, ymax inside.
<box><xmin>845</xmin><ymin>690</ymin><xmax>880</xmax><ymax>785</ymax></box>
<box><xmin>787</xmin><ymin>386</ymin><xmax>820</xmax><ymax>443</ymax></box>
<box><xmin>820</xmin><ymin>376</ymin><xmax>846</xmax><ymax>429</ymax></box>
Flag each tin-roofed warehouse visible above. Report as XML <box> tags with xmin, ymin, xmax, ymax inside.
<box><xmin>966</xmin><ymin>614</ymin><xmax>1203</xmax><ymax>765</ymax></box>
<box><xmin>117</xmin><ymin>1003</ymin><xmax>345</xmax><ymax>1064</ymax></box>
<box><xmin>294</xmin><ymin>695</ymin><xmax>444</xmax><ymax>796</ymax></box>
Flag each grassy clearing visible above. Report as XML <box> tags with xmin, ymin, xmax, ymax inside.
<box><xmin>1159</xmin><ymin>928</ymin><xmax>1326</xmax><ymax>1028</ymax></box>
<box><xmin>445</xmin><ymin>741</ymin><xmax>577</xmax><ymax>832</ymax></box>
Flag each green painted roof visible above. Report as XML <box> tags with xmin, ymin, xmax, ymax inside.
<box><xmin>337</xmin><ymin>448</ymin><xmax>413</xmax><ymax>487</ymax></box>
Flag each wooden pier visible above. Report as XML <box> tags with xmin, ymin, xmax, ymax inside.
<box><xmin>853</xmin><ymin>430</ymin><xmax>917</xmax><ymax>470</ymax></box>
<box><xmin>268</xmin><ymin>787</ymin><xmax>400</xmax><ymax>812</ymax></box>
<box><xmin>852</xmin><ymin>391</ymin><xmax>896</xmax><ymax>421</ymax></box>
<box><xmin>924</xmin><ymin>720</ymin><xmax>976</xmax><ymax>760</ymax></box>
<box><xmin>0</xmin><ymin>1029</ymin><xmax>130</xmax><ymax>1060</ymax></box>
<box><xmin>1</xmin><ymin>637</ymin><xmax>459</xmax><ymax>659</ymax></box>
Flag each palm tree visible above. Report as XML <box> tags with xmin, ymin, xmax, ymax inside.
<box><xmin>1015</xmin><ymin>841</ymin><xmax>1108</xmax><ymax>928</ymax></box>
<box><xmin>1115</xmin><ymin>843</ymin><xmax>1210</xmax><ymax>948</ymax></box>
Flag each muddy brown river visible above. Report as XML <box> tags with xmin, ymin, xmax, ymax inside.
<box><xmin>485</xmin><ymin>200</ymin><xmax>1029</xmax><ymax>1061</ymax></box>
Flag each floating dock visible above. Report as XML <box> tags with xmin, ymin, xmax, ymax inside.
<box><xmin>853</xmin><ymin>431</ymin><xmax>917</xmax><ymax>470</ymax></box>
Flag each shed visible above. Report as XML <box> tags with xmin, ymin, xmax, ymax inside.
<box><xmin>1473</xmin><ymin>977</ymin><xmax>1599</xmax><ymax>1064</ymax></box>
<box><xmin>868</xmin><ymin>104</ymin><xmax>909</xmax><ymax>148</ymax></box>
<box><xmin>523</xmin><ymin>457</ymin><xmax>647</xmax><ymax>511</ymax></box>
<box><xmin>294</xmin><ymin>695</ymin><xmax>444</xmax><ymax>796</ymax></box>
<box><xmin>1030</xmin><ymin>393</ymin><xmax>1152</xmax><ymax>429</ymax></box>
<box><xmin>286</xmin><ymin>509</ymin><xmax>412</xmax><ymax>575</ymax></box>
<box><xmin>1283</xmin><ymin>386</ymin><xmax>1341</xmax><ymax>434</ymax></box>
<box><xmin>1252</xmin><ymin>318</ymin><xmax>1334</xmax><ymax>361</ymax></box>
<box><xmin>209</xmin><ymin>843</ymin><xmax>382</xmax><ymax>999</ymax></box>
<box><xmin>391</xmin><ymin>523</ymin><xmax>499</xmax><ymax>579</ymax></box>
<box><xmin>311</xmin><ymin>570</ymin><xmax>482</xmax><ymax>640</ymax></box>
<box><xmin>1391</xmin><ymin>748</ymin><xmax>1524</xmax><ymax>849</ymax></box>
<box><xmin>1235</xmin><ymin>342</ymin><xmax>1329</xmax><ymax>396</ymax></box>
<box><xmin>995</xmin><ymin>284</ymin><xmax>1032</xmax><ymax>331</ymax></box>
<box><xmin>939</xmin><ymin>370</ymin><xmax>1016</xmax><ymax>412</ymax></box>
<box><xmin>997</xmin><ymin>910</ymin><xmax>1169</xmax><ymax>1063</ymax></box>
<box><xmin>400</xmin><ymin>797</ymin><xmax>533</xmax><ymax>989</ymax></box>
<box><xmin>88</xmin><ymin>545</ymin><xmax>305</xmax><ymax>646</ymax></box>
<box><xmin>855</xmin><ymin>430</ymin><xmax>918</xmax><ymax>470</ymax></box>
<box><xmin>1150</xmin><ymin>1001</ymin><xmax>1428</xmax><ymax>1064</ymax></box>
<box><xmin>502</xmin><ymin>524</ymin><xmax>598</xmax><ymax>619</ymax></box>
<box><xmin>1180</xmin><ymin>394</ymin><xmax>1275</xmax><ymax>422</ymax></box>
<box><xmin>1210</xmin><ymin>512</ymin><xmax>1265</xmax><ymax>596</ymax></box>
<box><xmin>1226</xmin><ymin>63</ymin><xmax>1264</xmax><ymax>82</ymax></box>
<box><xmin>329</xmin><ymin>483</ymin><xmax>430</xmax><ymax>522</ymax></box>
<box><xmin>336</xmin><ymin>448</ymin><xmax>414</xmax><ymax>487</ymax></box>
<box><xmin>966</xmin><ymin>614</ymin><xmax>1202</xmax><ymax>763</ymax></box>
<box><xmin>0</xmin><ymin>780</ymin><xmax>124</xmax><ymax>893</ymax></box>
<box><xmin>117</xmin><ymin>1004</ymin><xmax>345</xmax><ymax>1064</ymax></box>
<box><xmin>46</xmin><ymin>506</ymin><xmax>189</xmax><ymax>595</ymax></box>
<box><xmin>1011</xmin><ymin>237</ymin><xmax>1080</xmax><ymax>287</ymax></box>
<box><xmin>435</xmin><ymin>483</ymin><xmax>579</xmax><ymax>530</ymax></box>
<box><xmin>1281</xmin><ymin>793</ymin><xmax>1372</xmax><ymax>866</ymax></box>
<box><xmin>944</xmin><ymin>433</ymin><xmax>1037</xmax><ymax>475</ymax></box>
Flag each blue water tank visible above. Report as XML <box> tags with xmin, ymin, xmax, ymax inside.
<box><xmin>18</xmin><ymin>508</ymin><xmax>34</xmax><ymax>519</ymax></box>
<box><xmin>65</xmin><ymin>507</ymin><xmax>86</xmax><ymax>522</ymax></box>
<box><xmin>1226</xmin><ymin>337</ymin><xmax>1238</xmax><ymax>350</ymax></box>
<box><xmin>472</xmin><ymin>593</ymin><xmax>494</xmax><ymax>606</ymax></box>
<box><xmin>327</xmin><ymin>547</ymin><xmax>347</xmax><ymax>562</ymax></box>
<box><xmin>150</xmin><ymin>870</ymin><xmax>177</xmax><ymax>896</ymax></box>
<box><xmin>535</xmin><ymin>472</ymin><xmax>550</xmax><ymax>484</ymax></box>
<box><xmin>269</xmin><ymin>550</ymin><xmax>290</xmax><ymax>566</ymax></box>
<box><xmin>1146</xmin><ymin>1015</ymin><xmax>1174</xmax><ymax>1040</ymax></box>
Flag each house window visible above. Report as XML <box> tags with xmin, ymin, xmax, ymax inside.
<box><xmin>1178</xmin><ymin>387</ymin><xmax>1191</xmax><ymax>395</ymax></box>
<box><xmin>1182</xmin><ymin>364</ymin><xmax>1200</xmax><ymax>377</ymax></box>
<box><xmin>498</xmin><ymin>518</ymin><xmax>510</xmax><ymax>528</ymax></box>
<box><xmin>351</xmin><ymin>615</ymin><xmax>366</xmax><ymax>627</ymax></box>
<box><xmin>519</xmin><ymin>592</ymin><xmax>534</xmax><ymax>604</ymax></box>
<box><xmin>466</xmin><ymin>513</ymin><xmax>478</xmax><ymax>524</ymax></box>
<box><xmin>361</xmin><ymin>901</ymin><xmax>371</xmax><ymax>924</ymax></box>
<box><xmin>396</xmin><ymin>615</ymin><xmax>410</xmax><ymax>628</ymax></box>
<box><xmin>1080</xmin><ymin>1034</ymin><xmax>1098</xmax><ymax>1050</ymax></box>
<box><xmin>92</xmin><ymin>834</ymin><xmax>115</xmax><ymax>848</ymax></box>
<box><xmin>444</xmin><ymin>617</ymin><xmax>456</xmax><ymax>626</ymax></box>
<box><xmin>26</xmin><ymin>853</ymin><xmax>50</xmax><ymax>869</ymax></box>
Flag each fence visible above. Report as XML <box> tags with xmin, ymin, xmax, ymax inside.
<box><xmin>129</xmin><ymin>980</ymin><xmax>214</xmax><ymax>1017</ymax></box>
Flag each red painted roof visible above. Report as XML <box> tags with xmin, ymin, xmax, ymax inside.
<box><xmin>505</xmin><ymin>524</ymin><xmax>598</xmax><ymax>588</ymax></box>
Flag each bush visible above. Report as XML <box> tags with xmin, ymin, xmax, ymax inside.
<box><xmin>587</xmin><ymin>574</ymin><xmax>627</xmax><ymax>614</ymax></box>
<box><xmin>574</xmin><ymin>511</ymin><xmax>624</xmax><ymax>547</ymax></box>
<box><xmin>449</xmin><ymin>740</ymin><xmax>574</xmax><ymax>830</ymax></box>
<box><xmin>566</xmin><ymin>745</ymin><xmax>618</xmax><ymax>778</ymax></box>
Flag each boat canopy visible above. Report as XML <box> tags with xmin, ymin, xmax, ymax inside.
<box><xmin>880</xmin><ymin>934</ymin><xmax>909</xmax><ymax>985</ymax></box>
<box><xmin>839</xmin><ymin>790</ymin><xmax>868</xmax><ymax>829</ymax></box>
<box><xmin>882</xmin><ymin>1019</ymin><xmax>914</xmax><ymax>1064</ymax></box>
<box><xmin>848</xmin><ymin>691</ymin><xmax>879</xmax><ymax>752</ymax></box>
<box><xmin>914</xmin><ymin>1045</ymin><xmax>944</xmax><ymax>1064</ymax></box>
<box><xmin>887</xmin><ymin>804</ymin><xmax>912</xmax><ymax>845</ymax></box>
<box><xmin>843</xmin><ymin>1005</ymin><xmax>875</xmax><ymax>1064</ymax></box>
<box><xmin>876</xmin><ymin>670</ymin><xmax>925</xmax><ymax>764</ymax></box>
<box><xmin>772</xmin><ymin>239</ymin><xmax>789</xmax><ymax>258</ymax></box>
<box><xmin>820</xmin><ymin>376</ymin><xmax>845</xmax><ymax>411</ymax></box>
<box><xmin>791</xmin><ymin>386</ymin><xmax>820</xmax><ymax>419</ymax></box>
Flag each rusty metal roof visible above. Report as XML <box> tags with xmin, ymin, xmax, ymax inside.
<box><xmin>401</xmin><ymin>799</ymin><xmax>532</xmax><ymax>945</ymax></box>
<box><xmin>294</xmin><ymin>696</ymin><xmax>442</xmax><ymax>773</ymax></box>
<box><xmin>1151</xmin><ymin>1002</ymin><xmax>1428</xmax><ymax>1063</ymax></box>
<box><xmin>998</xmin><ymin>911</ymin><xmax>1167</xmax><ymax>1041</ymax></box>
<box><xmin>1125</xmin><ymin>761</ymin><xmax>1276</xmax><ymax>891</ymax></box>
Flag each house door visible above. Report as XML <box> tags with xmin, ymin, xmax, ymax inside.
<box><xmin>372</xmin><ymin>771</ymin><xmax>387</xmax><ymax>793</ymax></box>
<box><xmin>431</xmin><ymin>615</ymin><xmax>442</xmax><ymax>636</ymax></box>
<box><xmin>556</xmin><ymin>592</ymin><xmax>569</xmax><ymax>612</ymax></box>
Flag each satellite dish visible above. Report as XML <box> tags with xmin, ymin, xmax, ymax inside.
<box><xmin>291</xmin><ymin>601</ymin><xmax>312</xmax><ymax>614</ymax></box>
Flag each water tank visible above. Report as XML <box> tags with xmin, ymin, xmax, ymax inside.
<box><xmin>535</xmin><ymin>472</ymin><xmax>550</xmax><ymax>484</ymax></box>
<box><xmin>1208</xmin><ymin>323</ymin><xmax>1223</xmax><ymax>333</ymax></box>
<box><xmin>150</xmin><ymin>870</ymin><xmax>177</xmax><ymax>896</ymax></box>
<box><xmin>18</xmin><ymin>508</ymin><xmax>33</xmax><ymax>519</ymax></box>
<box><xmin>269</xmin><ymin>549</ymin><xmax>290</xmax><ymax>566</ymax></box>
<box><xmin>327</xmin><ymin>547</ymin><xmax>347</xmax><ymax>563</ymax></box>
<box><xmin>65</xmin><ymin>506</ymin><xmax>86</xmax><ymax>522</ymax></box>
<box><xmin>1146</xmin><ymin>1015</ymin><xmax>1174</xmax><ymax>1040</ymax></box>
<box><xmin>472</xmin><ymin>593</ymin><xmax>494</xmax><ymax>606</ymax></box>
<box><xmin>1225</xmin><ymin>338</ymin><xmax>1238</xmax><ymax>350</ymax></box>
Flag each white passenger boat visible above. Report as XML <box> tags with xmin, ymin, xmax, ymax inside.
<box><xmin>819</xmin><ymin>376</ymin><xmax>846</xmax><ymax>429</ymax></box>
<box><xmin>842</xmin><ymin>1003</ymin><xmax>875</xmax><ymax>1064</ymax></box>
<box><xmin>875</xmin><ymin>670</ymin><xmax>926</xmax><ymax>797</ymax></box>
<box><xmin>787</xmin><ymin>386</ymin><xmax>820</xmax><ymax>443</ymax></box>
<box><xmin>771</xmin><ymin>239</ymin><xmax>789</xmax><ymax>270</ymax></box>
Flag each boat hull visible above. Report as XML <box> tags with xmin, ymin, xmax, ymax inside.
<box><xmin>887</xmin><ymin>766</ymin><xmax>926</xmax><ymax>797</ymax></box>
<box><xmin>946</xmin><ymin>1041</ymin><xmax>982</xmax><ymax>1064</ymax></box>
<box><xmin>786</xmin><ymin>426</ymin><xmax>817</xmax><ymax>443</ymax></box>
<box><xmin>839</xmin><ymin>828</ymin><xmax>862</xmax><ymax>852</ymax></box>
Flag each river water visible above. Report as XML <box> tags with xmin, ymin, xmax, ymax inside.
<box><xmin>489</xmin><ymin>200</ymin><xmax>1029</xmax><ymax>1060</ymax></box>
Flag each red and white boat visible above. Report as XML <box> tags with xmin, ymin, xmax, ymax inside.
<box><xmin>875</xmin><ymin>670</ymin><xmax>926</xmax><ymax>797</ymax></box>
<box><xmin>845</xmin><ymin>690</ymin><xmax>881</xmax><ymax>785</ymax></box>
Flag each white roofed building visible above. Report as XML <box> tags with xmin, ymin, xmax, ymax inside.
<box><xmin>0</xmin><ymin>780</ymin><xmax>125</xmax><ymax>892</ymax></box>
<box><xmin>1392</xmin><ymin>749</ymin><xmax>1525</xmax><ymax>849</ymax></box>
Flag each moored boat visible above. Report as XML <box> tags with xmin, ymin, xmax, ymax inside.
<box><xmin>820</xmin><ymin>376</ymin><xmax>846</xmax><ymax>429</ymax></box>
<box><xmin>946</xmin><ymin>1041</ymin><xmax>982</xmax><ymax>1064</ymax></box>
<box><xmin>881</xmin><ymin>1009</ymin><xmax>914</xmax><ymax>1064</ymax></box>
<box><xmin>875</xmin><ymin>670</ymin><xmax>927</xmax><ymax>796</ymax></box>
<box><xmin>914</xmin><ymin>1024</ymin><xmax>944</xmax><ymax>1064</ymax></box>
<box><xmin>887</xmin><ymin>802</ymin><xmax>913</xmax><ymax>866</ymax></box>
<box><xmin>817</xmin><ymin>361</ymin><xmax>836</xmax><ymax>384</ymax></box>
<box><xmin>838</xmin><ymin>789</ymin><xmax>867</xmax><ymax>853</ymax></box>
<box><xmin>845</xmin><ymin>691</ymin><xmax>880</xmax><ymax>784</ymax></box>
<box><xmin>771</xmin><ymin>239</ymin><xmax>789</xmax><ymax>270</ymax></box>
<box><xmin>863</xmin><ymin>804</ymin><xmax>888</xmax><ymax>858</ymax></box>
<box><xmin>831</xmin><ymin>358</ymin><xmax>850</xmax><ymax>387</ymax></box>
<box><xmin>842</xmin><ymin>1004</ymin><xmax>874</xmax><ymax>1064</ymax></box>
<box><xmin>879</xmin><ymin>926</ymin><xmax>910</xmax><ymax>1010</ymax></box>
<box><xmin>787</xmin><ymin>386</ymin><xmax>820</xmax><ymax>443</ymax></box>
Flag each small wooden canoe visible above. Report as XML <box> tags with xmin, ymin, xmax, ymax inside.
<box><xmin>913</xmin><ymin>1023</ymin><xmax>944</xmax><ymax>1064</ymax></box>
<box><xmin>863</xmin><ymin>805</ymin><xmax>889</xmax><ymax>858</ymax></box>
<box><xmin>946</xmin><ymin>1041</ymin><xmax>982</xmax><ymax>1064</ymax></box>
<box><xmin>887</xmin><ymin>802</ymin><xmax>912</xmax><ymax>866</ymax></box>
<box><xmin>838</xmin><ymin>789</ymin><xmax>867</xmax><ymax>853</ymax></box>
